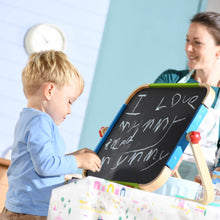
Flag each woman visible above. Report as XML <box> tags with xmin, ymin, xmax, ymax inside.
<box><xmin>154</xmin><ymin>11</ymin><xmax>220</xmax><ymax>182</ymax></box>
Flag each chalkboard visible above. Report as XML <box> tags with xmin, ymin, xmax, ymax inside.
<box><xmin>86</xmin><ymin>83</ymin><xmax>214</xmax><ymax>190</ymax></box>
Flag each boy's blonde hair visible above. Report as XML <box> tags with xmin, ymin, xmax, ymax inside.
<box><xmin>22</xmin><ymin>50</ymin><xmax>84</xmax><ymax>98</ymax></box>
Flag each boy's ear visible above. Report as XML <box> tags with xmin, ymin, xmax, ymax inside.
<box><xmin>43</xmin><ymin>83</ymin><xmax>55</xmax><ymax>100</ymax></box>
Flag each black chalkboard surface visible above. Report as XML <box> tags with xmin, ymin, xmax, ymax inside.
<box><xmin>86</xmin><ymin>83</ymin><xmax>214</xmax><ymax>190</ymax></box>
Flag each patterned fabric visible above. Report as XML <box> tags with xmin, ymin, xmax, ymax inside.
<box><xmin>47</xmin><ymin>176</ymin><xmax>220</xmax><ymax>220</ymax></box>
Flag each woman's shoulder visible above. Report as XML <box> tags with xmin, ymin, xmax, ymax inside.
<box><xmin>154</xmin><ymin>69</ymin><xmax>189</xmax><ymax>83</ymax></box>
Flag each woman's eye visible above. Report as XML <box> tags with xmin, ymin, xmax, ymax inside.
<box><xmin>195</xmin><ymin>41</ymin><xmax>202</xmax><ymax>45</ymax></box>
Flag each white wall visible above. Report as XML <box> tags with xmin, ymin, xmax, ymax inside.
<box><xmin>207</xmin><ymin>0</ymin><xmax>220</xmax><ymax>12</ymax></box>
<box><xmin>0</xmin><ymin>0</ymin><xmax>109</xmax><ymax>158</ymax></box>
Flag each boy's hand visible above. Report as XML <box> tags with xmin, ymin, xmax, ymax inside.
<box><xmin>72</xmin><ymin>148</ymin><xmax>101</xmax><ymax>172</ymax></box>
<box><xmin>194</xmin><ymin>174</ymin><xmax>202</xmax><ymax>184</ymax></box>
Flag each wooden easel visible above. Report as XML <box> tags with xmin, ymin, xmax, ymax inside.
<box><xmin>86</xmin><ymin>83</ymin><xmax>215</xmax><ymax>206</ymax></box>
<box><xmin>184</xmin><ymin>131</ymin><xmax>214</xmax><ymax>205</ymax></box>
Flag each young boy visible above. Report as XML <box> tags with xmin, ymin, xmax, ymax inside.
<box><xmin>0</xmin><ymin>50</ymin><xmax>101</xmax><ymax>219</ymax></box>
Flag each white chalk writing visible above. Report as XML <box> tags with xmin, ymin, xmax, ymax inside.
<box><xmin>99</xmin><ymin>89</ymin><xmax>201</xmax><ymax>174</ymax></box>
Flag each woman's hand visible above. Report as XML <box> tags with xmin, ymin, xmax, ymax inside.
<box><xmin>194</xmin><ymin>167</ymin><xmax>220</xmax><ymax>184</ymax></box>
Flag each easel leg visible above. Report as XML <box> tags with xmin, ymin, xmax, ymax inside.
<box><xmin>186</xmin><ymin>131</ymin><xmax>214</xmax><ymax>205</ymax></box>
<box><xmin>173</xmin><ymin>170</ymin><xmax>181</xmax><ymax>179</ymax></box>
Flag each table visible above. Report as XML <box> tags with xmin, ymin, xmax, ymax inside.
<box><xmin>48</xmin><ymin>176</ymin><xmax>220</xmax><ymax>220</ymax></box>
<box><xmin>0</xmin><ymin>158</ymin><xmax>10</xmax><ymax>212</ymax></box>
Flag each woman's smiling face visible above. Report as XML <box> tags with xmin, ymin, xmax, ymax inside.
<box><xmin>185</xmin><ymin>22</ymin><xmax>219</xmax><ymax>71</ymax></box>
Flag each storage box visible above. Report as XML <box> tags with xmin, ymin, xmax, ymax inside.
<box><xmin>48</xmin><ymin>176</ymin><xmax>220</xmax><ymax>220</ymax></box>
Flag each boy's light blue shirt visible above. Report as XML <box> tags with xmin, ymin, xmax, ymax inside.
<box><xmin>5</xmin><ymin>108</ymin><xmax>77</xmax><ymax>216</ymax></box>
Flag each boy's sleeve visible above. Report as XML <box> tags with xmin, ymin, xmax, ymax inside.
<box><xmin>27</xmin><ymin>115</ymin><xmax>78</xmax><ymax>176</ymax></box>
